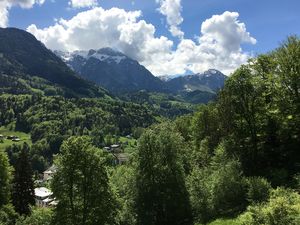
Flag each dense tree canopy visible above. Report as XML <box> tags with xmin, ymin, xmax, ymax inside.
<box><xmin>51</xmin><ymin>136</ymin><xmax>116</xmax><ymax>225</ymax></box>
<box><xmin>12</xmin><ymin>143</ymin><xmax>35</xmax><ymax>215</ymax></box>
<box><xmin>135</xmin><ymin>123</ymin><xmax>193</xmax><ymax>225</ymax></box>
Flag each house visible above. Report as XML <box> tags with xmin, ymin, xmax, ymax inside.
<box><xmin>7</xmin><ymin>135</ymin><xmax>18</xmax><ymax>140</ymax></box>
<box><xmin>113</xmin><ymin>153</ymin><xmax>129</xmax><ymax>165</ymax></box>
<box><xmin>104</xmin><ymin>147</ymin><xmax>111</xmax><ymax>151</ymax></box>
<box><xmin>34</xmin><ymin>187</ymin><xmax>54</xmax><ymax>207</ymax></box>
<box><xmin>12</xmin><ymin>138</ymin><xmax>21</xmax><ymax>142</ymax></box>
<box><xmin>110</xmin><ymin>144</ymin><xmax>122</xmax><ymax>153</ymax></box>
<box><xmin>43</xmin><ymin>165</ymin><xmax>57</xmax><ymax>181</ymax></box>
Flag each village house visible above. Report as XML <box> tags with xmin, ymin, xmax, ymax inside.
<box><xmin>7</xmin><ymin>135</ymin><xmax>18</xmax><ymax>140</ymax></box>
<box><xmin>110</xmin><ymin>144</ymin><xmax>122</xmax><ymax>153</ymax></box>
<box><xmin>113</xmin><ymin>153</ymin><xmax>129</xmax><ymax>165</ymax></box>
<box><xmin>34</xmin><ymin>187</ymin><xmax>55</xmax><ymax>207</ymax></box>
<box><xmin>12</xmin><ymin>138</ymin><xmax>21</xmax><ymax>142</ymax></box>
<box><xmin>43</xmin><ymin>165</ymin><xmax>57</xmax><ymax>181</ymax></box>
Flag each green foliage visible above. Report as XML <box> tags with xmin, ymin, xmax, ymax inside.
<box><xmin>16</xmin><ymin>207</ymin><xmax>53</xmax><ymax>225</ymax></box>
<box><xmin>239</xmin><ymin>188</ymin><xmax>300</xmax><ymax>225</ymax></box>
<box><xmin>121</xmin><ymin>91</ymin><xmax>196</xmax><ymax>118</ymax></box>
<box><xmin>135</xmin><ymin>123</ymin><xmax>193</xmax><ymax>225</ymax></box>
<box><xmin>0</xmin><ymin>150</ymin><xmax>11</xmax><ymax>207</ymax></box>
<box><xmin>12</xmin><ymin>143</ymin><xmax>35</xmax><ymax>215</ymax></box>
<box><xmin>187</xmin><ymin>142</ymin><xmax>247</xmax><ymax>224</ymax></box>
<box><xmin>209</xmin><ymin>36</ymin><xmax>300</xmax><ymax>182</ymax></box>
<box><xmin>52</xmin><ymin>136</ymin><xmax>117</xmax><ymax>225</ymax></box>
<box><xmin>245</xmin><ymin>177</ymin><xmax>271</xmax><ymax>204</ymax></box>
<box><xmin>0</xmin><ymin>204</ymin><xmax>18</xmax><ymax>225</ymax></box>
<box><xmin>110</xmin><ymin>165</ymin><xmax>137</xmax><ymax>225</ymax></box>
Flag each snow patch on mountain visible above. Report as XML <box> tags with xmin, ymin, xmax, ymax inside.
<box><xmin>55</xmin><ymin>48</ymin><xmax>128</xmax><ymax>65</ymax></box>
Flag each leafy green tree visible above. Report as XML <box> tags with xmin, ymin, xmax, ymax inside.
<box><xmin>245</xmin><ymin>177</ymin><xmax>271</xmax><ymax>204</ymax></box>
<box><xmin>12</xmin><ymin>143</ymin><xmax>35</xmax><ymax>215</ymax></box>
<box><xmin>0</xmin><ymin>150</ymin><xmax>11</xmax><ymax>208</ymax></box>
<box><xmin>52</xmin><ymin>136</ymin><xmax>116</xmax><ymax>225</ymax></box>
<box><xmin>0</xmin><ymin>204</ymin><xmax>19</xmax><ymax>225</ymax></box>
<box><xmin>239</xmin><ymin>188</ymin><xmax>300</xmax><ymax>225</ymax></box>
<box><xmin>111</xmin><ymin>165</ymin><xmax>137</xmax><ymax>225</ymax></box>
<box><xmin>187</xmin><ymin>142</ymin><xmax>247</xmax><ymax>224</ymax></box>
<box><xmin>16</xmin><ymin>207</ymin><xmax>53</xmax><ymax>225</ymax></box>
<box><xmin>135</xmin><ymin>123</ymin><xmax>193</xmax><ymax>225</ymax></box>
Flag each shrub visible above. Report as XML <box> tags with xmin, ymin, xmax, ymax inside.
<box><xmin>246</xmin><ymin>177</ymin><xmax>271</xmax><ymax>204</ymax></box>
<box><xmin>239</xmin><ymin>188</ymin><xmax>300</xmax><ymax>225</ymax></box>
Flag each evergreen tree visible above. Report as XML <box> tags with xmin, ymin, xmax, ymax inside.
<box><xmin>0</xmin><ymin>150</ymin><xmax>11</xmax><ymax>208</ymax></box>
<box><xmin>12</xmin><ymin>142</ymin><xmax>35</xmax><ymax>215</ymax></box>
<box><xmin>135</xmin><ymin>123</ymin><xmax>193</xmax><ymax>225</ymax></box>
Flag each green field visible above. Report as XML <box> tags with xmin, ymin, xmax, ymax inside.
<box><xmin>0</xmin><ymin>126</ymin><xmax>31</xmax><ymax>151</ymax></box>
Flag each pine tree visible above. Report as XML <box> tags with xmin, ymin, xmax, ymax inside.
<box><xmin>0</xmin><ymin>149</ymin><xmax>11</xmax><ymax>208</ymax></box>
<box><xmin>12</xmin><ymin>142</ymin><xmax>35</xmax><ymax>215</ymax></box>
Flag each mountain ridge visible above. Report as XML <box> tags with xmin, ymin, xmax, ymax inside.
<box><xmin>0</xmin><ymin>27</ymin><xmax>106</xmax><ymax>98</ymax></box>
<box><xmin>56</xmin><ymin>48</ymin><xmax>167</xmax><ymax>94</ymax></box>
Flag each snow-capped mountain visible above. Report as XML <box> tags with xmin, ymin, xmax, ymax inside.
<box><xmin>55</xmin><ymin>48</ymin><xmax>166</xmax><ymax>93</ymax></box>
<box><xmin>165</xmin><ymin>69</ymin><xmax>227</xmax><ymax>93</ymax></box>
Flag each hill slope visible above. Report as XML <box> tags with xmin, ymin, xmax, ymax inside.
<box><xmin>0</xmin><ymin>28</ymin><xmax>106</xmax><ymax>98</ymax></box>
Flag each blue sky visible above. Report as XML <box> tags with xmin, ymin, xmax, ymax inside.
<box><xmin>2</xmin><ymin>0</ymin><xmax>300</xmax><ymax>75</ymax></box>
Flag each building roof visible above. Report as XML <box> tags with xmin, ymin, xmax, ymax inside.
<box><xmin>34</xmin><ymin>187</ymin><xmax>52</xmax><ymax>198</ymax></box>
<box><xmin>44</xmin><ymin>165</ymin><xmax>57</xmax><ymax>174</ymax></box>
<box><xmin>111</xmin><ymin>144</ymin><xmax>120</xmax><ymax>148</ymax></box>
<box><xmin>42</xmin><ymin>197</ymin><xmax>54</xmax><ymax>203</ymax></box>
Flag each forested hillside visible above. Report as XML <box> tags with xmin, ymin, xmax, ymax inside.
<box><xmin>0</xmin><ymin>36</ymin><xmax>300</xmax><ymax>225</ymax></box>
<box><xmin>0</xmin><ymin>28</ymin><xmax>106</xmax><ymax>98</ymax></box>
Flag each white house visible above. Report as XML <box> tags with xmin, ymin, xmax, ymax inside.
<box><xmin>34</xmin><ymin>187</ymin><xmax>54</xmax><ymax>207</ymax></box>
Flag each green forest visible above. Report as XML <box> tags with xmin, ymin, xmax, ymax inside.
<box><xmin>1</xmin><ymin>36</ymin><xmax>300</xmax><ymax>225</ymax></box>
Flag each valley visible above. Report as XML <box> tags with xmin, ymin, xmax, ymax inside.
<box><xmin>0</xmin><ymin>26</ymin><xmax>299</xmax><ymax>225</ymax></box>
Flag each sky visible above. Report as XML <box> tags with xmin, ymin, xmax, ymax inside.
<box><xmin>0</xmin><ymin>0</ymin><xmax>299</xmax><ymax>76</ymax></box>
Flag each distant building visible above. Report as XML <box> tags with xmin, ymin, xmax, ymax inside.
<box><xmin>12</xmin><ymin>138</ymin><xmax>21</xmax><ymax>142</ymax></box>
<box><xmin>34</xmin><ymin>187</ymin><xmax>54</xmax><ymax>207</ymax></box>
<box><xmin>113</xmin><ymin>153</ymin><xmax>129</xmax><ymax>165</ymax></box>
<box><xmin>104</xmin><ymin>147</ymin><xmax>111</xmax><ymax>151</ymax></box>
<box><xmin>43</xmin><ymin>165</ymin><xmax>57</xmax><ymax>181</ymax></box>
<box><xmin>7</xmin><ymin>135</ymin><xmax>18</xmax><ymax>140</ymax></box>
<box><xmin>110</xmin><ymin>144</ymin><xmax>122</xmax><ymax>153</ymax></box>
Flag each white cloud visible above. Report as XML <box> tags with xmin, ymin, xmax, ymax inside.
<box><xmin>156</xmin><ymin>0</ymin><xmax>184</xmax><ymax>38</ymax></box>
<box><xmin>0</xmin><ymin>0</ymin><xmax>45</xmax><ymax>27</ymax></box>
<box><xmin>27</xmin><ymin>9</ymin><xmax>256</xmax><ymax>76</ymax></box>
<box><xmin>0</xmin><ymin>2</ymin><xmax>9</xmax><ymax>28</ymax></box>
<box><xmin>68</xmin><ymin>0</ymin><xmax>98</xmax><ymax>9</ymax></box>
<box><xmin>27</xmin><ymin>7</ymin><xmax>173</xmax><ymax>63</ymax></box>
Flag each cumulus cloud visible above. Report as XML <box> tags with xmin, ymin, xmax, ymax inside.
<box><xmin>27</xmin><ymin>7</ymin><xmax>173</xmax><ymax>63</ymax></box>
<box><xmin>68</xmin><ymin>0</ymin><xmax>98</xmax><ymax>9</ymax></box>
<box><xmin>27</xmin><ymin>8</ymin><xmax>256</xmax><ymax>76</ymax></box>
<box><xmin>156</xmin><ymin>0</ymin><xmax>184</xmax><ymax>38</ymax></box>
<box><xmin>0</xmin><ymin>0</ymin><xmax>45</xmax><ymax>27</ymax></box>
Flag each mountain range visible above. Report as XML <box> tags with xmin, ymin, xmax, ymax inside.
<box><xmin>56</xmin><ymin>48</ymin><xmax>227</xmax><ymax>102</ymax></box>
<box><xmin>55</xmin><ymin>48</ymin><xmax>167</xmax><ymax>94</ymax></box>
<box><xmin>0</xmin><ymin>28</ymin><xmax>227</xmax><ymax>104</ymax></box>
